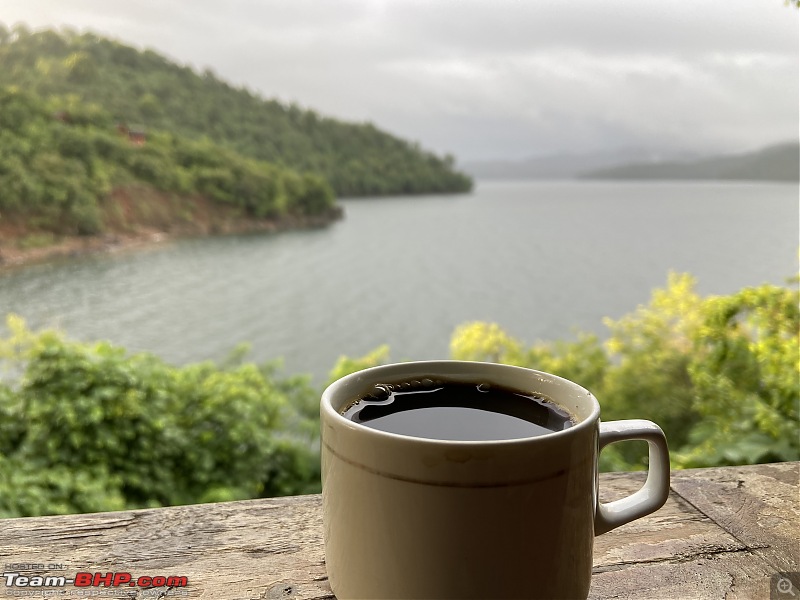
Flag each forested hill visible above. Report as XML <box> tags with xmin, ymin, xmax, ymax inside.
<box><xmin>0</xmin><ymin>85</ymin><xmax>339</xmax><ymax>243</ymax></box>
<box><xmin>0</xmin><ymin>24</ymin><xmax>472</xmax><ymax>197</ymax></box>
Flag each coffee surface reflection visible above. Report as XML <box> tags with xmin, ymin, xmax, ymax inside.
<box><xmin>341</xmin><ymin>379</ymin><xmax>575</xmax><ymax>441</ymax></box>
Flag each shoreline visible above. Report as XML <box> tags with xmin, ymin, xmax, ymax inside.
<box><xmin>0</xmin><ymin>207</ymin><xmax>344</xmax><ymax>272</ymax></box>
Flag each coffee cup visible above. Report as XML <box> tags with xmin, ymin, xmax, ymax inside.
<box><xmin>321</xmin><ymin>361</ymin><xmax>670</xmax><ymax>599</ymax></box>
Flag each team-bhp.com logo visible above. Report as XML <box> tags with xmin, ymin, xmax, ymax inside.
<box><xmin>3</xmin><ymin>571</ymin><xmax>188</xmax><ymax>590</ymax></box>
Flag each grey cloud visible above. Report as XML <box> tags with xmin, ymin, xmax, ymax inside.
<box><xmin>380</xmin><ymin>0</ymin><xmax>796</xmax><ymax>58</ymax></box>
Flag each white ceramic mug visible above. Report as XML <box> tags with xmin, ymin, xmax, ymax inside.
<box><xmin>321</xmin><ymin>361</ymin><xmax>670</xmax><ymax>599</ymax></box>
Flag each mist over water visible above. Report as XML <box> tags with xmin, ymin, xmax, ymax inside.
<box><xmin>1</xmin><ymin>181</ymin><xmax>796</xmax><ymax>381</ymax></box>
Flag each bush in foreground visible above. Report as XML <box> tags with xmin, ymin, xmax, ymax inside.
<box><xmin>0</xmin><ymin>316</ymin><xmax>319</xmax><ymax>517</ymax></box>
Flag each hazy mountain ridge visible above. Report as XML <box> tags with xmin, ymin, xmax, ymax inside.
<box><xmin>461</xmin><ymin>147</ymin><xmax>703</xmax><ymax>180</ymax></box>
<box><xmin>462</xmin><ymin>143</ymin><xmax>798</xmax><ymax>182</ymax></box>
<box><xmin>582</xmin><ymin>142</ymin><xmax>799</xmax><ymax>182</ymax></box>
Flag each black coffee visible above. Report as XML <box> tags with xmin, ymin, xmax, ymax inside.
<box><xmin>341</xmin><ymin>379</ymin><xmax>575</xmax><ymax>441</ymax></box>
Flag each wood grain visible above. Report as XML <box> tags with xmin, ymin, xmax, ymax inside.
<box><xmin>590</xmin><ymin>463</ymin><xmax>799</xmax><ymax>600</ymax></box>
<box><xmin>671</xmin><ymin>461</ymin><xmax>800</xmax><ymax>574</ymax></box>
<box><xmin>0</xmin><ymin>496</ymin><xmax>331</xmax><ymax>599</ymax></box>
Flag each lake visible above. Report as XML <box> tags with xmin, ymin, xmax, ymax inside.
<box><xmin>0</xmin><ymin>180</ymin><xmax>797</xmax><ymax>382</ymax></box>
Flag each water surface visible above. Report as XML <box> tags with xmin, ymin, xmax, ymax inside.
<box><xmin>1</xmin><ymin>180</ymin><xmax>796</xmax><ymax>381</ymax></box>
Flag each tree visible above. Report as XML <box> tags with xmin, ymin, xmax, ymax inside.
<box><xmin>677</xmin><ymin>283</ymin><xmax>800</xmax><ymax>466</ymax></box>
<box><xmin>600</xmin><ymin>272</ymin><xmax>705</xmax><ymax>465</ymax></box>
<box><xmin>137</xmin><ymin>92</ymin><xmax>161</xmax><ymax>118</ymax></box>
<box><xmin>64</xmin><ymin>51</ymin><xmax>97</xmax><ymax>83</ymax></box>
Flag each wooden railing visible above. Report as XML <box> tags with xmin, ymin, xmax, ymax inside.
<box><xmin>1</xmin><ymin>462</ymin><xmax>797</xmax><ymax>599</ymax></box>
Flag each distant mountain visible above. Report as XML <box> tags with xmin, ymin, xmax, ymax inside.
<box><xmin>0</xmin><ymin>24</ymin><xmax>472</xmax><ymax>197</ymax></box>
<box><xmin>460</xmin><ymin>147</ymin><xmax>701</xmax><ymax>181</ymax></box>
<box><xmin>581</xmin><ymin>142</ymin><xmax>799</xmax><ymax>182</ymax></box>
<box><xmin>462</xmin><ymin>143</ymin><xmax>799</xmax><ymax>183</ymax></box>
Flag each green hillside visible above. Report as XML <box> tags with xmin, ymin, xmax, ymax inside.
<box><xmin>0</xmin><ymin>86</ymin><xmax>339</xmax><ymax>240</ymax></box>
<box><xmin>0</xmin><ymin>24</ymin><xmax>472</xmax><ymax>197</ymax></box>
<box><xmin>582</xmin><ymin>142</ymin><xmax>800</xmax><ymax>182</ymax></box>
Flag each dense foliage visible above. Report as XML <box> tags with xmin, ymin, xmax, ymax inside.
<box><xmin>1</xmin><ymin>274</ymin><xmax>796</xmax><ymax>517</ymax></box>
<box><xmin>0</xmin><ymin>86</ymin><xmax>337</xmax><ymax>236</ymax></box>
<box><xmin>448</xmin><ymin>274</ymin><xmax>800</xmax><ymax>470</ymax></box>
<box><xmin>0</xmin><ymin>24</ymin><xmax>473</xmax><ymax>197</ymax></box>
<box><xmin>0</xmin><ymin>317</ymin><xmax>320</xmax><ymax>517</ymax></box>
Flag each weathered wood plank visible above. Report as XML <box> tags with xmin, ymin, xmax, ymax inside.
<box><xmin>590</xmin><ymin>550</ymin><xmax>779</xmax><ymax>600</ymax></box>
<box><xmin>591</xmin><ymin>463</ymin><xmax>800</xmax><ymax>600</ymax></box>
<box><xmin>671</xmin><ymin>462</ymin><xmax>800</xmax><ymax>575</ymax></box>
<box><xmin>0</xmin><ymin>495</ymin><xmax>332</xmax><ymax>599</ymax></box>
<box><xmin>594</xmin><ymin>472</ymin><xmax>747</xmax><ymax>570</ymax></box>
<box><xmin>0</xmin><ymin>463</ymin><xmax>796</xmax><ymax>599</ymax></box>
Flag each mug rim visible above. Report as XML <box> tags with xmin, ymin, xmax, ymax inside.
<box><xmin>321</xmin><ymin>360</ymin><xmax>601</xmax><ymax>447</ymax></box>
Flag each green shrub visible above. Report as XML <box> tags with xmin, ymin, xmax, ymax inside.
<box><xmin>0</xmin><ymin>315</ymin><xmax>320</xmax><ymax>516</ymax></box>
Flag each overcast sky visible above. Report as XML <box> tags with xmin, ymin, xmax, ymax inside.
<box><xmin>5</xmin><ymin>0</ymin><xmax>799</xmax><ymax>161</ymax></box>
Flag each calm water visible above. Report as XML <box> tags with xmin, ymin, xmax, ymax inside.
<box><xmin>1</xmin><ymin>181</ymin><xmax>797</xmax><ymax>381</ymax></box>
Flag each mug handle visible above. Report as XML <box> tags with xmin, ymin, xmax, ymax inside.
<box><xmin>595</xmin><ymin>419</ymin><xmax>670</xmax><ymax>535</ymax></box>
